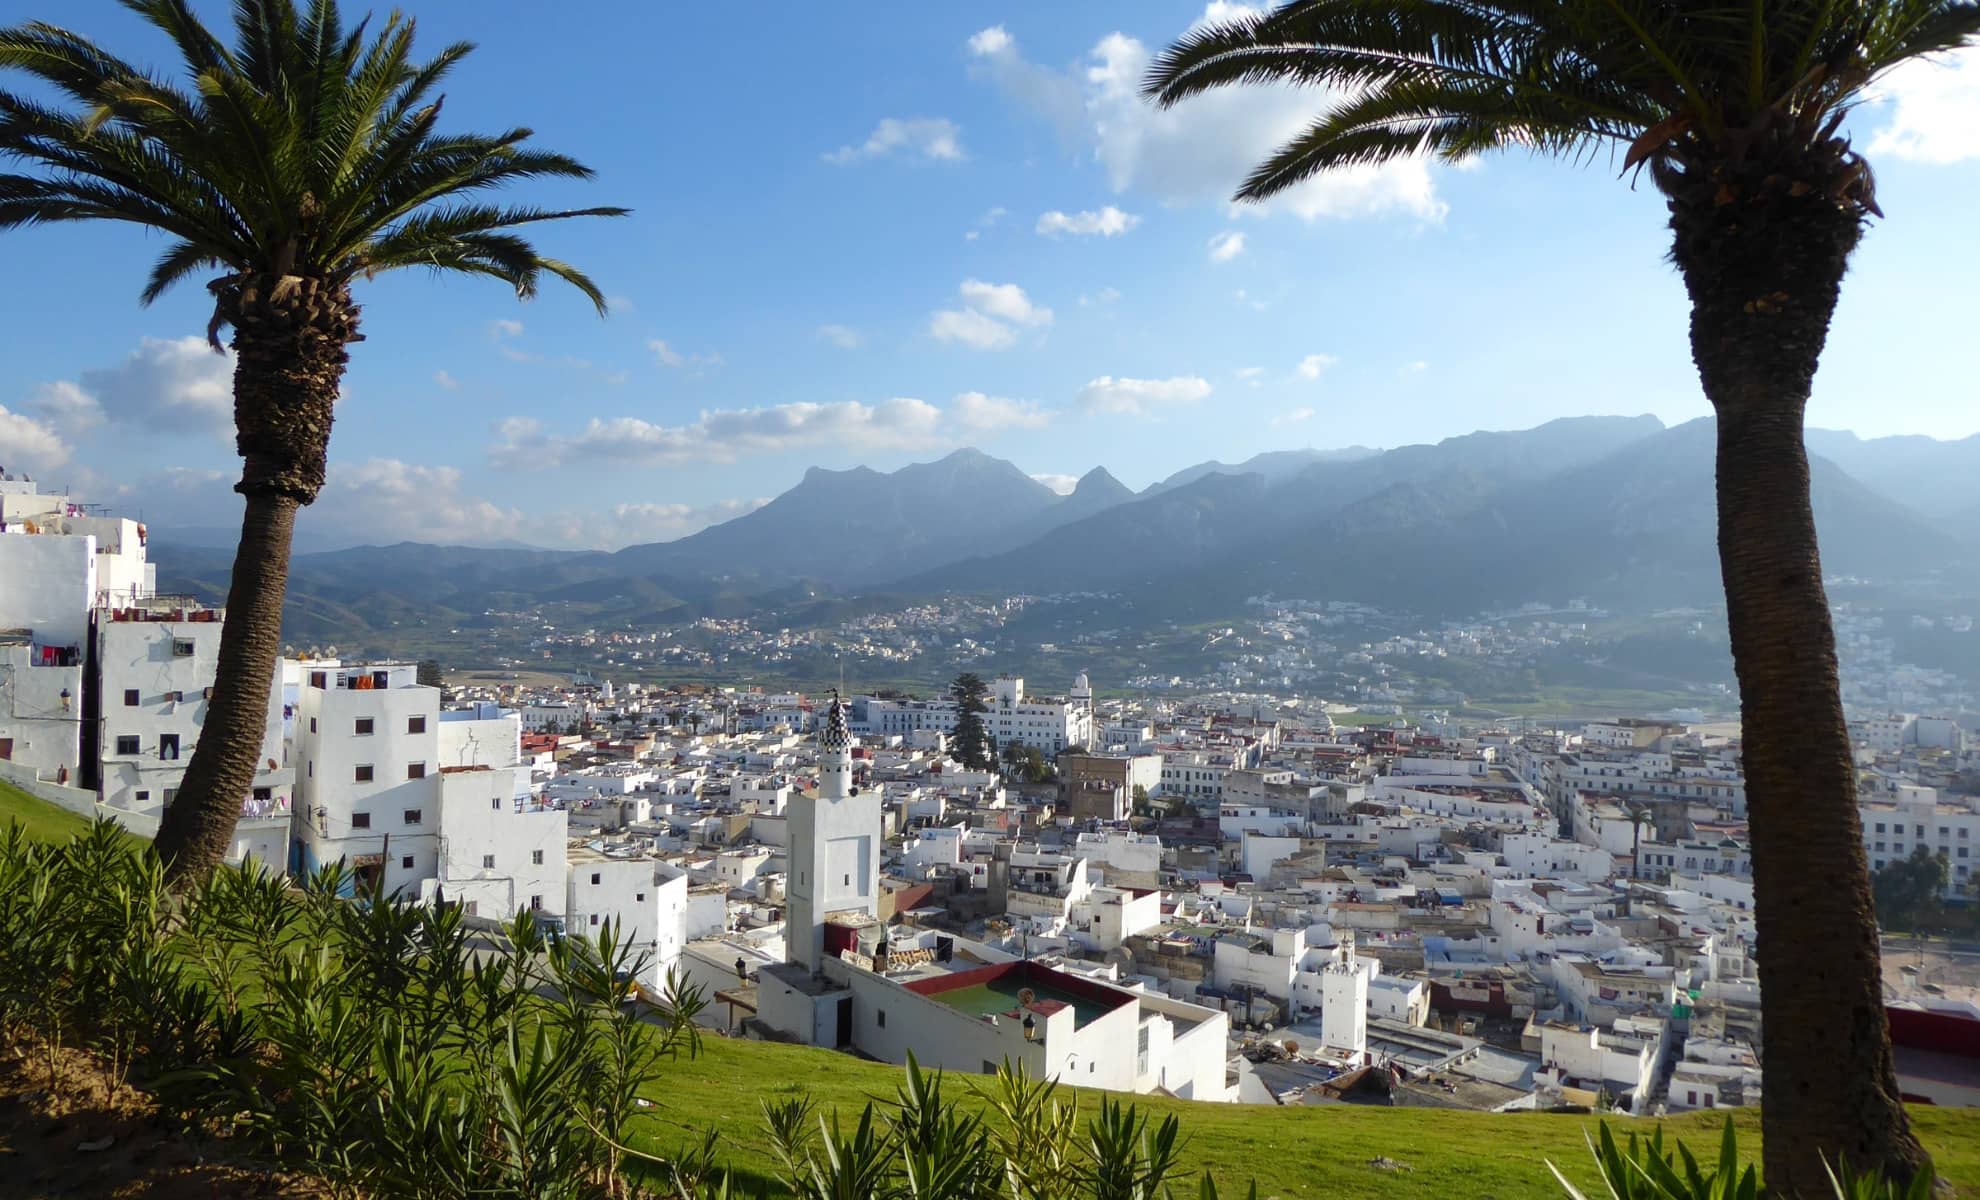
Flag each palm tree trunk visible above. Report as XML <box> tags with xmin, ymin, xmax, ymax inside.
<box><xmin>150</xmin><ymin>490</ymin><xmax>297</xmax><ymax>874</ymax></box>
<box><xmin>1670</xmin><ymin>153</ymin><xmax>1925</xmax><ymax>1193</ymax></box>
<box><xmin>153</xmin><ymin>273</ymin><xmax>357</xmax><ymax>885</ymax></box>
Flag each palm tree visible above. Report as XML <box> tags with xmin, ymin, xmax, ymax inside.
<box><xmin>1143</xmin><ymin>2</ymin><xmax>1980</xmax><ymax>1189</ymax></box>
<box><xmin>1</xmin><ymin>0</ymin><xmax>623</xmax><ymax>883</ymax></box>
<box><xmin>1628</xmin><ymin>803</ymin><xmax>1654</xmax><ymax>880</ymax></box>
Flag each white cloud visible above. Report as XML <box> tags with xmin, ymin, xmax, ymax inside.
<box><xmin>647</xmin><ymin>338</ymin><xmax>722</xmax><ymax>370</ymax></box>
<box><xmin>1235</xmin><ymin>366</ymin><xmax>1266</xmax><ymax>387</ymax></box>
<box><xmin>1036</xmin><ymin>206</ymin><xmax>1140</xmax><ymax>237</ymax></box>
<box><xmin>1401</xmin><ymin>360</ymin><xmax>1428</xmax><ymax>376</ymax></box>
<box><xmin>30</xmin><ymin>380</ymin><xmax>106</xmax><ymax>437</ymax></box>
<box><xmin>490</xmin><ymin>319</ymin><xmax>524</xmax><ymax>338</ymax></box>
<box><xmin>0</xmin><ymin>404</ymin><xmax>70</xmax><ymax>470</ymax></box>
<box><xmin>492</xmin><ymin>389</ymin><xmax>1054</xmax><ymax>471</ymax></box>
<box><xmin>959</xmin><ymin>279</ymin><xmax>1051</xmax><ymax>326</ymax></box>
<box><xmin>968</xmin><ymin>26</ymin><xmax>1013</xmax><ymax>56</ymax></box>
<box><xmin>1076</xmin><ymin>374</ymin><xmax>1212</xmax><ymax>417</ymax></box>
<box><xmin>817</xmin><ymin>324</ymin><xmax>864</xmax><ymax>349</ymax></box>
<box><xmin>929</xmin><ymin>308</ymin><xmax>1019</xmax><ymax>350</ymax></box>
<box><xmin>434</xmin><ymin>370</ymin><xmax>459</xmax><ymax>390</ymax></box>
<box><xmin>965</xmin><ymin>206</ymin><xmax>1009</xmax><ymax>241</ymax></box>
<box><xmin>1297</xmin><ymin>353</ymin><xmax>1338</xmax><ymax>380</ymax></box>
<box><xmin>1207</xmin><ymin>230</ymin><xmax>1247</xmax><ymax>263</ymax></box>
<box><xmin>1868</xmin><ymin>47</ymin><xmax>1980</xmax><ymax>164</ymax></box>
<box><xmin>951</xmin><ymin>391</ymin><xmax>1051</xmax><ymax>431</ymax></box>
<box><xmin>1032</xmin><ymin>472</ymin><xmax>1080</xmax><ymax>495</ymax></box>
<box><xmin>931</xmin><ymin>279</ymin><xmax>1053</xmax><ymax>350</ymax></box>
<box><xmin>1271</xmin><ymin>406</ymin><xmax>1315</xmax><ymax>426</ymax></box>
<box><xmin>974</xmin><ymin>15</ymin><xmax>1447</xmax><ymax>223</ymax></box>
<box><xmin>824</xmin><ymin>117</ymin><xmax>965</xmax><ymax>164</ymax></box>
<box><xmin>38</xmin><ymin>336</ymin><xmax>236</xmax><ymax>440</ymax></box>
<box><xmin>1233</xmin><ymin>288</ymin><xmax>1267</xmax><ymax>311</ymax></box>
<box><xmin>1079</xmin><ymin>286</ymin><xmax>1123</xmax><ymax>307</ymax></box>
<box><xmin>530</xmin><ymin>498</ymin><xmax>771</xmax><ymax>549</ymax></box>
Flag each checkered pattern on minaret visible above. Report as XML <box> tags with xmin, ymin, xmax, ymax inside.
<box><xmin>820</xmin><ymin>690</ymin><xmax>850</xmax><ymax>752</ymax></box>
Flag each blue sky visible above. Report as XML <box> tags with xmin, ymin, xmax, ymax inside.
<box><xmin>3</xmin><ymin>1</ymin><xmax>1979</xmax><ymax>550</ymax></box>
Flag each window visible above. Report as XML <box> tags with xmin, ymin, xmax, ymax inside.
<box><xmin>591</xmin><ymin>873</ymin><xmax>601</xmax><ymax>885</ymax></box>
<box><xmin>309</xmin><ymin>717</ymin><xmax>317</xmax><ymax>733</ymax></box>
<box><xmin>482</xmin><ymin>854</ymin><xmax>496</xmax><ymax>869</ymax></box>
<box><xmin>401</xmin><ymin>855</ymin><xmax>415</xmax><ymax>869</ymax></box>
<box><xmin>877</xmin><ymin>1009</ymin><xmax>887</xmax><ymax>1028</ymax></box>
<box><xmin>135</xmin><ymin>790</ymin><xmax>150</xmax><ymax>803</ymax></box>
<box><xmin>355</xmin><ymin>764</ymin><xmax>374</xmax><ymax>783</ymax></box>
<box><xmin>530</xmin><ymin>895</ymin><xmax>543</xmax><ymax>911</ymax></box>
<box><xmin>407</xmin><ymin>762</ymin><xmax>426</xmax><ymax>780</ymax></box>
<box><xmin>351</xmin><ymin>813</ymin><xmax>371</xmax><ymax>830</ymax></box>
<box><xmin>636</xmin><ymin>892</ymin><xmax>646</xmax><ymax>903</ymax></box>
<box><xmin>1875</xmin><ymin>823</ymin><xmax>1886</xmax><ymax>834</ymax></box>
<box><xmin>589</xmin><ymin>914</ymin><xmax>600</xmax><ymax>927</ymax></box>
<box><xmin>308</xmin><ymin>761</ymin><xmax>314</xmax><ymax>778</ymax></box>
<box><xmin>123</xmin><ymin>689</ymin><xmax>139</xmax><ymax>707</ymax></box>
<box><xmin>115</xmin><ymin>735</ymin><xmax>140</xmax><ymax>756</ymax></box>
<box><xmin>408</xmin><ymin>715</ymin><xmax>427</xmax><ymax>734</ymax></box>
<box><xmin>1960</xmin><ymin>847</ymin><xmax>1970</xmax><ymax>859</ymax></box>
<box><xmin>355</xmin><ymin>718</ymin><xmax>374</xmax><ymax>736</ymax></box>
<box><xmin>491</xmin><ymin>797</ymin><xmax>501</xmax><ymax>810</ymax></box>
<box><xmin>403</xmin><ymin>809</ymin><xmax>422</xmax><ymax>825</ymax></box>
<box><xmin>1875</xmin><ymin>841</ymin><xmax>1886</xmax><ymax>852</ymax></box>
<box><xmin>531</xmin><ymin>850</ymin><xmax>544</xmax><ymax>865</ymax></box>
<box><xmin>171</xmin><ymin>639</ymin><xmax>194</xmax><ymax>657</ymax></box>
<box><xmin>253</xmin><ymin>787</ymin><xmax>271</xmax><ymax>801</ymax></box>
<box><xmin>159</xmin><ymin>734</ymin><xmax>179</xmax><ymax>761</ymax></box>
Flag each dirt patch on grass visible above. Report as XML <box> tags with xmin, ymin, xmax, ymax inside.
<box><xmin>0</xmin><ymin>1041</ymin><xmax>335</xmax><ymax>1199</ymax></box>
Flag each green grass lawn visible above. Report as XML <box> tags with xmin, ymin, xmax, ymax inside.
<box><xmin>0</xmin><ymin>779</ymin><xmax>95</xmax><ymax>844</ymax></box>
<box><xmin>626</xmin><ymin>1034</ymin><xmax>1980</xmax><ymax>1199</ymax></box>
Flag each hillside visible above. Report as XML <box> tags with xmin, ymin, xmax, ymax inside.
<box><xmin>629</xmin><ymin>1035</ymin><xmax>1980</xmax><ymax>1198</ymax></box>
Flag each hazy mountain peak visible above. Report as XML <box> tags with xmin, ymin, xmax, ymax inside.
<box><xmin>1071</xmin><ymin>466</ymin><xmax>1132</xmax><ymax>501</ymax></box>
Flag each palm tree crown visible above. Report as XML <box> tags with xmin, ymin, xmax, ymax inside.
<box><xmin>0</xmin><ymin>0</ymin><xmax>622</xmax><ymax>331</ymax></box>
<box><xmin>1144</xmin><ymin>0</ymin><xmax>1979</xmax><ymax>204</ymax></box>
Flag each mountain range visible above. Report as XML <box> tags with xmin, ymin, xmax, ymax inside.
<box><xmin>152</xmin><ymin>415</ymin><xmax>1980</xmax><ymax>639</ymax></box>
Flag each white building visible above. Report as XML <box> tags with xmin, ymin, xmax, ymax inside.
<box><xmin>988</xmin><ymin>675</ymin><xmax>1094</xmax><ymax>756</ymax></box>
<box><xmin>1861</xmin><ymin>784</ymin><xmax>1980</xmax><ymax>898</ymax></box>
<box><xmin>784</xmin><ymin>695</ymin><xmax>880</xmax><ymax>972</ymax></box>
<box><xmin>565</xmin><ymin>847</ymin><xmax>690</xmax><ymax>987</ymax></box>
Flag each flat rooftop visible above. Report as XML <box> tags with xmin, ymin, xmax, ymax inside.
<box><xmin>904</xmin><ymin>960</ymin><xmax>1134</xmax><ymax>1031</ymax></box>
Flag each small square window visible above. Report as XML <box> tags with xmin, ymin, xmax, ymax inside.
<box><xmin>407</xmin><ymin>762</ymin><xmax>426</xmax><ymax>780</ymax></box>
<box><xmin>591</xmin><ymin>872</ymin><xmax>601</xmax><ymax>885</ymax></box>
<box><xmin>530</xmin><ymin>894</ymin><xmax>543</xmax><ymax>911</ymax></box>
<box><xmin>490</xmin><ymin>797</ymin><xmax>501</xmax><ymax>810</ymax></box>
<box><xmin>355</xmin><ymin>718</ymin><xmax>374</xmax><ymax>736</ymax></box>
<box><xmin>123</xmin><ymin>689</ymin><xmax>139</xmax><ymax>707</ymax></box>
<box><xmin>355</xmin><ymin>764</ymin><xmax>374</xmax><ymax>782</ymax></box>
<box><xmin>171</xmin><ymin>639</ymin><xmax>194</xmax><ymax>657</ymax></box>
<box><xmin>253</xmin><ymin>787</ymin><xmax>271</xmax><ymax>801</ymax></box>
<box><xmin>408</xmin><ymin>715</ymin><xmax>427</xmax><ymax>734</ymax></box>
<box><xmin>531</xmin><ymin>850</ymin><xmax>544</xmax><ymax>865</ymax></box>
<box><xmin>482</xmin><ymin>854</ymin><xmax>496</xmax><ymax>869</ymax></box>
<box><xmin>401</xmin><ymin>855</ymin><xmax>415</xmax><ymax>869</ymax></box>
<box><xmin>403</xmin><ymin>809</ymin><xmax>422</xmax><ymax>825</ymax></box>
<box><xmin>115</xmin><ymin>735</ymin><xmax>140</xmax><ymax>755</ymax></box>
<box><xmin>135</xmin><ymin>790</ymin><xmax>150</xmax><ymax>802</ymax></box>
<box><xmin>636</xmin><ymin>892</ymin><xmax>646</xmax><ymax>902</ymax></box>
<box><xmin>352</xmin><ymin>813</ymin><xmax>371</xmax><ymax>830</ymax></box>
<box><xmin>589</xmin><ymin>914</ymin><xmax>599</xmax><ymax>927</ymax></box>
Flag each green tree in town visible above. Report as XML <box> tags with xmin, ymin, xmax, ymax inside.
<box><xmin>1144</xmin><ymin>2</ymin><xmax>1979</xmax><ymax>1188</ymax></box>
<box><xmin>1872</xmin><ymin>846</ymin><xmax>1950</xmax><ymax>933</ymax></box>
<box><xmin>949</xmin><ymin>672</ymin><xmax>994</xmax><ymax>771</ymax></box>
<box><xmin>0</xmin><ymin>0</ymin><xmax>623</xmax><ymax>885</ymax></box>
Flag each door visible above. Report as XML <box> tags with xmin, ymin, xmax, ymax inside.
<box><xmin>835</xmin><ymin>997</ymin><xmax>853</xmax><ymax>1048</ymax></box>
<box><xmin>0</xmin><ymin>738</ymin><xmax>11</xmax><ymax>761</ymax></box>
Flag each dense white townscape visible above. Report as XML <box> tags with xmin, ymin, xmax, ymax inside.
<box><xmin>4</xmin><ymin>475</ymin><xmax>1976</xmax><ymax>1111</ymax></box>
